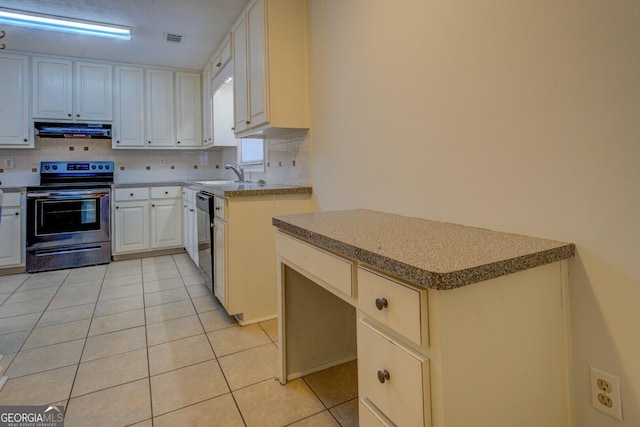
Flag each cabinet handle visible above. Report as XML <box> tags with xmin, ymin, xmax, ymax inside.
<box><xmin>190</xmin><ymin>209</ymin><xmax>194</xmax><ymax>212</ymax></box>
<box><xmin>215</xmin><ymin>206</ymin><xmax>220</xmax><ymax>211</ymax></box>
<box><xmin>216</xmin><ymin>62</ymin><xmax>222</xmax><ymax>67</ymax></box>
<box><xmin>231</xmin><ymin>127</ymin><xmax>235</xmax><ymax>131</ymax></box>
<box><xmin>377</xmin><ymin>370</ymin><xmax>390</xmax><ymax>384</ymax></box>
<box><xmin>375</xmin><ymin>297</ymin><xmax>388</xmax><ymax>310</ymax></box>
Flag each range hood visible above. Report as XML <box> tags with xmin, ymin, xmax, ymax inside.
<box><xmin>34</xmin><ymin>122</ymin><xmax>112</xmax><ymax>139</ymax></box>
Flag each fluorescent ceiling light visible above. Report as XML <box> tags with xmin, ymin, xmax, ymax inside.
<box><xmin>0</xmin><ymin>8</ymin><xmax>131</xmax><ymax>40</ymax></box>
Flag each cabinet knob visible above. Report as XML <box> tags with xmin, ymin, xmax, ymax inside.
<box><xmin>23</xmin><ymin>138</ymin><xmax>27</xmax><ymax>142</ymax></box>
<box><xmin>116</xmin><ymin>140</ymin><xmax>120</xmax><ymax>144</ymax></box>
<box><xmin>231</xmin><ymin>127</ymin><xmax>235</xmax><ymax>131</ymax></box>
<box><xmin>15</xmin><ymin>212</ymin><xmax>19</xmax><ymax>216</ymax></box>
<box><xmin>152</xmin><ymin>204</ymin><xmax>156</xmax><ymax>207</ymax></box>
<box><xmin>148</xmin><ymin>141</ymin><xmax>152</xmax><ymax>144</ymax></box>
<box><xmin>217</xmin><ymin>62</ymin><xmax>222</xmax><ymax>67</ymax></box>
<box><xmin>377</xmin><ymin>370</ymin><xmax>390</xmax><ymax>384</ymax></box>
<box><xmin>116</xmin><ymin>206</ymin><xmax>120</xmax><ymax>209</ymax></box>
<box><xmin>77</xmin><ymin>114</ymin><xmax>80</xmax><ymax>118</ymax></box>
<box><xmin>246</xmin><ymin>121</ymin><xmax>250</xmax><ymax>125</ymax></box>
<box><xmin>165</xmin><ymin>191</ymin><xmax>169</xmax><ymax>195</ymax></box>
<box><xmin>215</xmin><ymin>206</ymin><xmax>220</xmax><ymax>211</ymax></box>
<box><xmin>177</xmin><ymin>141</ymin><xmax>181</xmax><ymax>144</ymax></box>
<box><xmin>190</xmin><ymin>209</ymin><xmax>194</xmax><ymax>212</ymax></box>
<box><xmin>130</xmin><ymin>193</ymin><xmax>134</xmax><ymax>196</ymax></box>
<box><xmin>375</xmin><ymin>297</ymin><xmax>388</xmax><ymax>310</ymax></box>
<box><xmin>68</xmin><ymin>113</ymin><xmax>72</xmax><ymax>117</ymax></box>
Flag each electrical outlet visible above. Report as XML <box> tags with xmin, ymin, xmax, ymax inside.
<box><xmin>591</xmin><ymin>366</ymin><xmax>623</xmax><ymax>421</ymax></box>
<box><xmin>4</xmin><ymin>158</ymin><xmax>15</xmax><ymax>169</ymax></box>
<box><xmin>159</xmin><ymin>158</ymin><xmax>166</xmax><ymax>166</ymax></box>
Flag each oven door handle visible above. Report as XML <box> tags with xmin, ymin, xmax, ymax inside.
<box><xmin>27</xmin><ymin>190</ymin><xmax>110</xmax><ymax>198</ymax></box>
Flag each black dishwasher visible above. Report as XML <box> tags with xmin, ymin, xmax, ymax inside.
<box><xmin>195</xmin><ymin>192</ymin><xmax>214</xmax><ymax>294</ymax></box>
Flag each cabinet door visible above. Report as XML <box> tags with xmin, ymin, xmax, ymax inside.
<box><xmin>219</xmin><ymin>34</ymin><xmax>233</xmax><ymax>70</ymax></box>
<box><xmin>32</xmin><ymin>57</ymin><xmax>73</xmax><ymax>120</ymax></box>
<box><xmin>175</xmin><ymin>72</ymin><xmax>202</xmax><ymax>147</ymax></box>
<box><xmin>0</xmin><ymin>207</ymin><xmax>22</xmax><ymax>267</ymax></box>
<box><xmin>0</xmin><ymin>53</ymin><xmax>29</xmax><ymax>146</ymax></box>
<box><xmin>247</xmin><ymin>0</ymin><xmax>268</xmax><ymax>128</ymax></box>
<box><xmin>114</xmin><ymin>66</ymin><xmax>145</xmax><ymax>147</ymax></box>
<box><xmin>150</xmin><ymin>198</ymin><xmax>183</xmax><ymax>249</ymax></box>
<box><xmin>202</xmin><ymin>63</ymin><xmax>213</xmax><ymax>147</ymax></box>
<box><xmin>75</xmin><ymin>62</ymin><xmax>112</xmax><ymax>121</ymax></box>
<box><xmin>114</xmin><ymin>201</ymin><xmax>149</xmax><ymax>254</ymax></box>
<box><xmin>145</xmin><ymin>69</ymin><xmax>175</xmax><ymax>146</ymax></box>
<box><xmin>213</xmin><ymin>217</ymin><xmax>226</xmax><ymax>307</ymax></box>
<box><xmin>232</xmin><ymin>11</ymin><xmax>249</xmax><ymax>133</ymax></box>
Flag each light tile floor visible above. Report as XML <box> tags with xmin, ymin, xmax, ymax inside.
<box><xmin>0</xmin><ymin>254</ymin><xmax>358</xmax><ymax>427</ymax></box>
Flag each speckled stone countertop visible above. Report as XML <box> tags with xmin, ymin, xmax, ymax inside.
<box><xmin>112</xmin><ymin>181</ymin><xmax>312</xmax><ymax>198</ymax></box>
<box><xmin>0</xmin><ymin>187</ymin><xmax>24</xmax><ymax>193</ymax></box>
<box><xmin>273</xmin><ymin>209</ymin><xmax>575</xmax><ymax>291</ymax></box>
<box><xmin>190</xmin><ymin>182</ymin><xmax>312</xmax><ymax>198</ymax></box>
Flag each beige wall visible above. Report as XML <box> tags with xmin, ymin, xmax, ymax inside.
<box><xmin>307</xmin><ymin>1</ymin><xmax>639</xmax><ymax>425</ymax></box>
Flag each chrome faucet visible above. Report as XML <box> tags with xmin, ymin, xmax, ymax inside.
<box><xmin>224</xmin><ymin>163</ymin><xmax>245</xmax><ymax>182</ymax></box>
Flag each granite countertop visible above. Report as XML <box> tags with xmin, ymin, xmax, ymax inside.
<box><xmin>112</xmin><ymin>181</ymin><xmax>311</xmax><ymax>197</ymax></box>
<box><xmin>189</xmin><ymin>182</ymin><xmax>312</xmax><ymax>198</ymax></box>
<box><xmin>273</xmin><ymin>209</ymin><xmax>575</xmax><ymax>291</ymax></box>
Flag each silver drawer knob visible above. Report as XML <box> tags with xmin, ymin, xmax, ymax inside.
<box><xmin>377</xmin><ymin>370</ymin><xmax>390</xmax><ymax>384</ymax></box>
<box><xmin>375</xmin><ymin>297</ymin><xmax>388</xmax><ymax>310</ymax></box>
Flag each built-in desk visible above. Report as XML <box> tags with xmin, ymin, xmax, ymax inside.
<box><xmin>273</xmin><ymin>209</ymin><xmax>575</xmax><ymax>427</ymax></box>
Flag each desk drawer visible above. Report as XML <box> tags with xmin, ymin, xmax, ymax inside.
<box><xmin>276</xmin><ymin>232</ymin><xmax>353</xmax><ymax>297</ymax></box>
<box><xmin>358</xmin><ymin>267</ymin><xmax>427</xmax><ymax>347</ymax></box>
<box><xmin>358</xmin><ymin>318</ymin><xmax>430</xmax><ymax>427</ymax></box>
<box><xmin>114</xmin><ymin>187</ymin><xmax>148</xmax><ymax>201</ymax></box>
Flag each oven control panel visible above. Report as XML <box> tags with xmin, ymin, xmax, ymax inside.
<box><xmin>40</xmin><ymin>161</ymin><xmax>114</xmax><ymax>174</ymax></box>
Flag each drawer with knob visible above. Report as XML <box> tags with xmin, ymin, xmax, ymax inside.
<box><xmin>358</xmin><ymin>267</ymin><xmax>428</xmax><ymax>348</ymax></box>
<box><xmin>357</xmin><ymin>317</ymin><xmax>431</xmax><ymax>427</ymax></box>
<box><xmin>150</xmin><ymin>186</ymin><xmax>181</xmax><ymax>199</ymax></box>
<box><xmin>114</xmin><ymin>187</ymin><xmax>149</xmax><ymax>201</ymax></box>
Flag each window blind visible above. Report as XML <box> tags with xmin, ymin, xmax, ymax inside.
<box><xmin>240</xmin><ymin>138</ymin><xmax>264</xmax><ymax>165</ymax></box>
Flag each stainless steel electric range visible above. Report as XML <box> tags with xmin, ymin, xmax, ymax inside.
<box><xmin>26</xmin><ymin>161</ymin><xmax>114</xmax><ymax>273</ymax></box>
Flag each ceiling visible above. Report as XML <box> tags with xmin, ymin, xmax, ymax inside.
<box><xmin>0</xmin><ymin>0</ymin><xmax>249</xmax><ymax>71</ymax></box>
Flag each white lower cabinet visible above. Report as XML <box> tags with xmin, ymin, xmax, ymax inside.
<box><xmin>182</xmin><ymin>188</ymin><xmax>198</xmax><ymax>265</ymax></box>
<box><xmin>0</xmin><ymin>192</ymin><xmax>24</xmax><ymax>268</ymax></box>
<box><xmin>213</xmin><ymin>215</ymin><xmax>226</xmax><ymax>304</ymax></box>
<box><xmin>113</xmin><ymin>186</ymin><xmax>182</xmax><ymax>256</ymax></box>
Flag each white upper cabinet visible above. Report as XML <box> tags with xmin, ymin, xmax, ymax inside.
<box><xmin>114</xmin><ymin>66</ymin><xmax>145</xmax><ymax>147</ymax></box>
<box><xmin>0</xmin><ymin>53</ymin><xmax>31</xmax><ymax>147</ymax></box>
<box><xmin>75</xmin><ymin>61</ymin><xmax>113</xmax><ymax>121</ymax></box>
<box><xmin>232</xmin><ymin>13</ymin><xmax>249</xmax><ymax>134</ymax></box>
<box><xmin>145</xmin><ymin>69</ymin><xmax>175</xmax><ymax>147</ymax></box>
<box><xmin>211</xmin><ymin>33</ymin><xmax>233</xmax><ymax>78</ymax></box>
<box><xmin>32</xmin><ymin>57</ymin><xmax>112</xmax><ymax>121</ymax></box>
<box><xmin>175</xmin><ymin>72</ymin><xmax>202</xmax><ymax>147</ymax></box>
<box><xmin>202</xmin><ymin>62</ymin><xmax>213</xmax><ymax>147</ymax></box>
<box><xmin>32</xmin><ymin>57</ymin><xmax>73</xmax><ymax>120</ymax></box>
<box><xmin>232</xmin><ymin>0</ymin><xmax>309</xmax><ymax>137</ymax></box>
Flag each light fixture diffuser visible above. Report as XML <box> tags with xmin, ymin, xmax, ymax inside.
<box><xmin>0</xmin><ymin>8</ymin><xmax>131</xmax><ymax>40</ymax></box>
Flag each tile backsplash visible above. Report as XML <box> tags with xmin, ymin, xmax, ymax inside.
<box><xmin>0</xmin><ymin>129</ymin><xmax>311</xmax><ymax>187</ymax></box>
